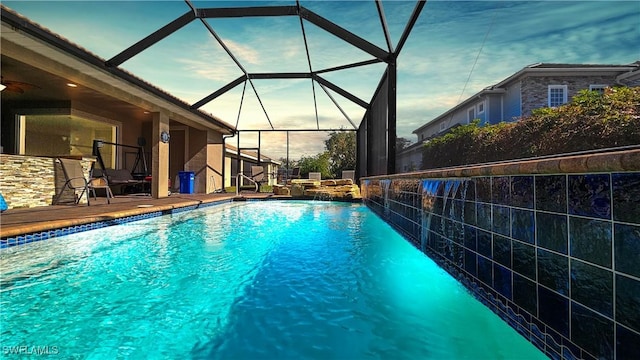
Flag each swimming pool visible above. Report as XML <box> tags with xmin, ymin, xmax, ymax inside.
<box><xmin>1</xmin><ymin>201</ymin><xmax>545</xmax><ymax>359</ymax></box>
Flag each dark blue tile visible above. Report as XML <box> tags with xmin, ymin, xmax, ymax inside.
<box><xmin>612</xmin><ymin>173</ymin><xmax>640</xmax><ymax>224</ymax></box>
<box><xmin>463</xmin><ymin>225</ymin><xmax>477</xmax><ymax>251</ymax></box>
<box><xmin>570</xmin><ymin>259</ymin><xmax>613</xmax><ymax>317</ymax></box>
<box><xmin>614</xmin><ymin>223</ymin><xmax>640</xmax><ymax>278</ymax></box>
<box><xmin>536</xmin><ymin>212</ymin><xmax>568</xmax><ymax>254</ymax></box>
<box><xmin>616</xmin><ymin>324</ymin><xmax>640</xmax><ymax>360</ymax></box>
<box><xmin>461</xmin><ymin>179</ymin><xmax>476</xmax><ymax>201</ymax></box>
<box><xmin>616</xmin><ymin>274</ymin><xmax>640</xmax><ymax>333</ymax></box>
<box><xmin>429</xmin><ymin>214</ymin><xmax>443</xmax><ymax>235</ymax></box>
<box><xmin>451</xmin><ymin>199</ymin><xmax>465</xmax><ymax>222</ymax></box>
<box><xmin>513</xmin><ymin>273</ymin><xmax>537</xmax><ymax>316</ymax></box>
<box><xmin>536</xmin><ymin>175</ymin><xmax>567</xmax><ymax>213</ymax></box>
<box><xmin>477</xmin><ymin>203</ymin><xmax>492</xmax><ymax>231</ymax></box>
<box><xmin>475</xmin><ymin>177</ymin><xmax>492</xmax><ymax>203</ymax></box>
<box><xmin>513</xmin><ymin>240</ymin><xmax>536</xmax><ymax>280</ymax></box>
<box><xmin>538</xmin><ymin>285</ymin><xmax>569</xmax><ymax>337</ymax></box>
<box><xmin>568</xmin><ymin>174</ymin><xmax>611</xmax><ymax>220</ymax></box>
<box><xmin>492</xmin><ymin>176</ymin><xmax>510</xmax><ymax>205</ymax></box>
<box><xmin>570</xmin><ymin>301</ymin><xmax>614</xmax><ymax>360</ymax></box>
<box><xmin>537</xmin><ymin>248</ymin><xmax>569</xmax><ymax>295</ymax></box>
<box><xmin>463</xmin><ymin>201</ymin><xmax>476</xmax><ymax>226</ymax></box>
<box><xmin>569</xmin><ymin>216</ymin><xmax>612</xmax><ymax>268</ymax></box>
<box><xmin>512</xmin><ymin>208</ymin><xmax>535</xmax><ymax>244</ymax></box>
<box><xmin>478</xmin><ymin>256</ymin><xmax>493</xmax><ymax>286</ymax></box>
<box><xmin>493</xmin><ymin>234</ymin><xmax>512</xmax><ymax>268</ymax></box>
<box><xmin>464</xmin><ymin>249</ymin><xmax>477</xmax><ymax>277</ymax></box>
<box><xmin>492</xmin><ymin>205</ymin><xmax>510</xmax><ymax>236</ymax></box>
<box><xmin>452</xmin><ymin>242</ymin><xmax>464</xmax><ymax>268</ymax></box>
<box><xmin>477</xmin><ymin>229</ymin><xmax>492</xmax><ymax>258</ymax></box>
<box><xmin>511</xmin><ymin>175</ymin><xmax>534</xmax><ymax>209</ymax></box>
<box><xmin>493</xmin><ymin>263</ymin><xmax>512</xmax><ymax>300</ymax></box>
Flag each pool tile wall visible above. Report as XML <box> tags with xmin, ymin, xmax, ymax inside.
<box><xmin>363</xmin><ymin>170</ymin><xmax>640</xmax><ymax>360</ymax></box>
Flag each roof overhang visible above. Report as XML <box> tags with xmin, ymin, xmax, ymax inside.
<box><xmin>1</xmin><ymin>7</ymin><xmax>235</xmax><ymax>134</ymax></box>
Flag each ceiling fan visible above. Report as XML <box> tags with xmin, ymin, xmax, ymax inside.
<box><xmin>0</xmin><ymin>77</ymin><xmax>40</xmax><ymax>93</ymax></box>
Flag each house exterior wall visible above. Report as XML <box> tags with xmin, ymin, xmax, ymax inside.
<box><xmin>396</xmin><ymin>144</ymin><xmax>423</xmax><ymax>173</ymax></box>
<box><xmin>186</xmin><ymin>128</ymin><xmax>208</xmax><ymax>194</ymax></box>
<box><xmin>207</xmin><ymin>130</ymin><xmax>224</xmax><ymax>193</ymax></box>
<box><xmin>520</xmin><ymin>75</ymin><xmax>618</xmax><ymax>116</ymax></box>
<box><xmin>487</xmin><ymin>95</ymin><xmax>503</xmax><ymax>124</ymax></box>
<box><xmin>503</xmin><ymin>81</ymin><xmax>522</xmax><ymax>121</ymax></box>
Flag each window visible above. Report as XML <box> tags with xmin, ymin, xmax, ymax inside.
<box><xmin>467</xmin><ymin>107</ymin><xmax>475</xmax><ymax>122</ymax></box>
<box><xmin>421</xmin><ymin>134</ymin><xmax>425</xmax><ymax>140</ymax></box>
<box><xmin>548</xmin><ymin>85</ymin><xmax>568</xmax><ymax>107</ymax></box>
<box><xmin>439</xmin><ymin>122</ymin><xmax>446</xmax><ymax>132</ymax></box>
<box><xmin>589</xmin><ymin>84</ymin><xmax>606</xmax><ymax>94</ymax></box>
<box><xmin>477</xmin><ymin>101</ymin><xmax>485</xmax><ymax>114</ymax></box>
<box><xmin>19</xmin><ymin>114</ymin><xmax>117</xmax><ymax>168</ymax></box>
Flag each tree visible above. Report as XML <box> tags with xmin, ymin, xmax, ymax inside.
<box><xmin>324</xmin><ymin>131</ymin><xmax>356</xmax><ymax>178</ymax></box>
<box><xmin>297</xmin><ymin>152</ymin><xmax>331</xmax><ymax>178</ymax></box>
<box><xmin>396</xmin><ymin>137</ymin><xmax>412</xmax><ymax>151</ymax></box>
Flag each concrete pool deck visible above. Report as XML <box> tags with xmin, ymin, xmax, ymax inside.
<box><xmin>0</xmin><ymin>192</ymin><xmax>282</xmax><ymax>239</ymax></box>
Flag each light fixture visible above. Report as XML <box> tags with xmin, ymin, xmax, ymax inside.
<box><xmin>0</xmin><ymin>84</ymin><xmax>5</xmax><ymax>92</ymax></box>
<box><xmin>66</xmin><ymin>83</ymin><xmax>77</xmax><ymax>88</ymax></box>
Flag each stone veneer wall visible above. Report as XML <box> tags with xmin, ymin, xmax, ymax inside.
<box><xmin>0</xmin><ymin>154</ymin><xmax>94</xmax><ymax>208</ymax></box>
<box><xmin>520</xmin><ymin>75</ymin><xmax>617</xmax><ymax>117</ymax></box>
<box><xmin>361</xmin><ymin>149</ymin><xmax>640</xmax><ymax>360</ymax></box>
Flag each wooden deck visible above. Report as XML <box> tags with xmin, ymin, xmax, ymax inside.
<box><xmin>0</xmin><ymin>192</ymin><xmax>282</xmax><ymax>240</ymax></box>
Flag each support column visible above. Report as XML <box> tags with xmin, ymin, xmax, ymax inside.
<box><xmin>152</xmin><ymin>112</ymin><xmax>170</xmax><ymax>198</ymax></box>
<box><xmin>387</xmin><ymin>61</ymin><xmax>397</xmax><ymax>175</ymax></box>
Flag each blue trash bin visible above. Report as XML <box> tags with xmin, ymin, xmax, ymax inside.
<box><xmin>178</xmin><ymin>171</ymin><xmax>195</xmax><ymax>194</ymax></box>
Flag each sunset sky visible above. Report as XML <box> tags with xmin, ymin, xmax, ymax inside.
<box><xmin>4</xmin><ymin>0</ymin><xmax>639</xmax><ymax>159</ymax></box>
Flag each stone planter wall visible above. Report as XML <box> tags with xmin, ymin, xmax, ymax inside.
<box><xmin>0</xmin><ymin>154</ymin><xmax>93</xmax><ymax>208</ymax></box>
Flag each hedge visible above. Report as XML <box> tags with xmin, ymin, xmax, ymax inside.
<box><xmin>421</xmin><ymin>86</ymin><xmax>640</xmax><ymax>169</ymax></box>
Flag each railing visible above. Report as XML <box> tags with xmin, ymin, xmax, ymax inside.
<box><xmin>235</xmin><ymin>173</ymin><xmax>258</xmax><ymax>196</ymax></box>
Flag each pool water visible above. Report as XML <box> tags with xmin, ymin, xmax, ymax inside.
<box><xmin>0</xmin><ymin>201</ymin><xmax>545</xmax><ymax>359</ymax></box>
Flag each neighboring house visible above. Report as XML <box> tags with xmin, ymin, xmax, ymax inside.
<box><xmin>396</xmin><ymin>142</ymin><xmax>423</xmax><ymax>173</ymax></box>
<box><xmin>400</xmin><ymin>62</ymin><xmax>640</xmax><ymax>172</ymax></box>
<box><xmin>223</xmin><ymin>145</ymin><xmax>281</xmax><ymax>188</ymax></box>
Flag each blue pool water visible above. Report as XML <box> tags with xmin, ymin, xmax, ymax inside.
<box><xmin>0</xmin><ymin>201</ymin><xmax>545</xmax><ymax>359</ymax></box>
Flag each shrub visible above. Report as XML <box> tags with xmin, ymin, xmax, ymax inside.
<box><xmin>421</xmin><ymin>86</ymin><xmax>640</xmax><ymax>169</ymax></box>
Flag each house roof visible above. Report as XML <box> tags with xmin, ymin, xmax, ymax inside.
<box><xmin>0</xmin><ymin>5</ymin><xmax>236</xmax><ymax>134</ymax></box>
<box><xmin>413</xmin><ymin>61</ymin><xmax>640</xmax><ymax>134</ymax></box>
<box><xmin>225</xmin><ymin>144</ymin><xmax>281</xmax><ymax>165</ymax></box>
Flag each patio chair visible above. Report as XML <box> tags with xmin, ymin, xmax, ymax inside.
<box><xmin>54</xmin><ymin>158</ymin><xmax>112</xmax><ymax>206</ymax></box>
<box><xmin>251</xmin><ymin>166</ymin><xmax>266</xmax><ymax>191</ymax></box>
<box><xmin>290</xmin><ymin>167</ymin><xmax>300</xmax><ymax>179</ymax></box>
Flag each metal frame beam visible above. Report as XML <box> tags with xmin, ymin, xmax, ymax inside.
<box><xmin>394</xmin><ymin>0</ymin><xmax>427</xmax><ymax>56</ymax></box>
<box><xmin>248</xmin><ymin>73</ymin><xmax>312</xmax><ymax>80</ymax></box>
<box><xmin>197</xmin><ymin>6</ymin><xmax>298</xmax><ymax>18</ymax></box>
<box><xmin>376</xmin><ymin>0</ymin><xmax>394</xmax><ymax>53</ymax></box>
<box><xmin>106</xmin><ymin>11</ymin><xmax>195</xmax><ymax>67</ymax></box>
<box><xmin>315</xmin><ymin>59</ymin><xmax>383</xmax><ymax>75</ymax></box>
<box><xmin>298</xmin><ymin>7</ymin><xmax>390</xmax><ymax>62</ymax></box>
<box><xmin>191</xmin><ymin>75</ymin><xmax>246</xmax><ymax>109</ymax></box>
<box><xmin>314</xmin><ymin>75</ymin><xmax>368</xmax><ymax>109</ymax></box>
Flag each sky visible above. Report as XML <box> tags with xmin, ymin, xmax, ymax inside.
<box><xmin>3</xmin><ymin>0</ymin><xmax>640</xmax><ymax>161</ymax></box>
